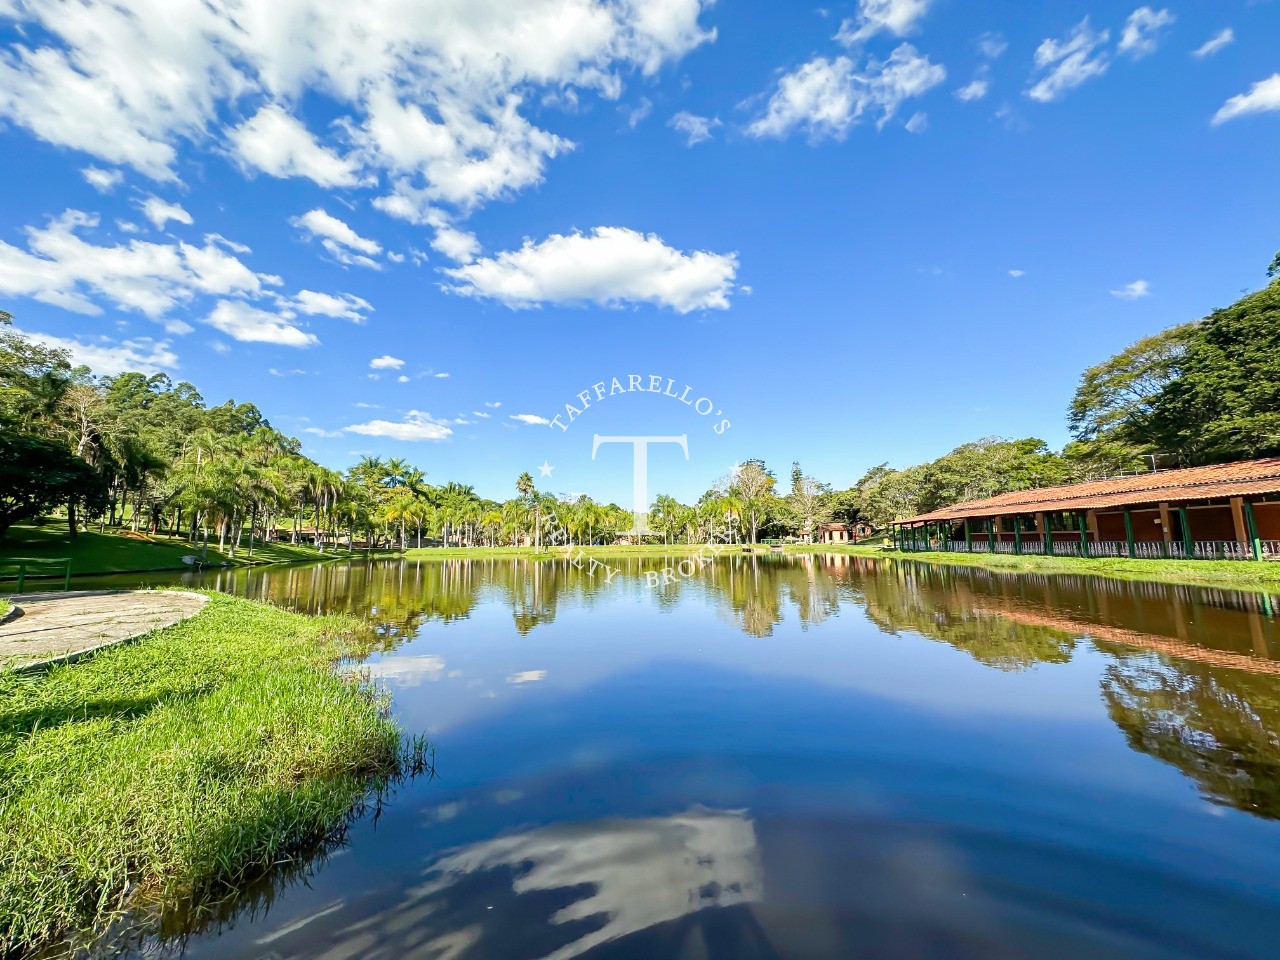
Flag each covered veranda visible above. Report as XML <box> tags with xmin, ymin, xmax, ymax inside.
<box><xmin>891</xmin><ymin>458</ymin><xmax>1280</xmax><ymax>561</ymax></box>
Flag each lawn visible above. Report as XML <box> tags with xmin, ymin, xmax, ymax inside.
<box><xmin>0</xmin><ymin>591</ymin><xmax>421</xmax><ymax>955</ymax></box>
<box><xmin>0</xmin><ymin>524</ymin><xmax>367</xmax><ymax>580</ymax></box>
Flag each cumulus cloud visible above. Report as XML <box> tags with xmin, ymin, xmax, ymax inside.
<box><xmin>748</xmin><ymin>45</ymin><xmax>945</xmax><ymax>141</ymax></box>
<box><xmin>835</xmin><ymin>0</ymin><xmax>933</xmax><ymax>46</ymax></box>
<box><xmin>443</xmin><ymin>227</ymin><xmax>738</xmax><ymax>313</ymax></box>
<box><xmin>370</xmin><ymin>355</ymin><xmax>404</xmax><ymax>369</ymax></box>
<box><xmin>15</xmin><ymin>327</ymin><xmax>178</xmax><ymax>374</ymax></box>
<box><xmin>510</xmin><ymin>413</ymin><xmax>550</xmax><ymax>425</ymax></box>
<box><xmin>81</xmin><ymin>166</ymin><xmax>123</xmax><ymax>193</ymax></box>
<box><xmin>230</xmin><ymin>104</ymin><xmax>362</xmax><ymax>187</ymax></box>
<box><xmin>955</xmin><ymin>70</ymin><xmax>989</xmax><ymax>102</ymax></box>
<box><xmin>202</xmin><ymin>300</ymin><xmax>318</xmax><ymax>346</ymax></box>
<box><xmin>1192</xmin><ymin>28</ymin><xmax>1233</xmax><ymax>60</ymax></box>
<box><xmin>1118</xmin><ymin>7</ymin><xmax>1174</xmax><ymax>59</ymax></box>
<box><xmin>668</xmin><ymin>111</ymin><xmax>721</xmax><ymax>145</ymax></box>
<box><xmin>0</xmin><ymin>0</ymin><xmax>716</xmax><ymax>219</ymax></box>
<box><xmin>976</xmin><ymin>32</ymin><xmax>1008</xmax><ymax>60</ymax></box>
<box><xmin>290</xmin><ymin>208</ymin><xmax>382</xmax><ymax>268</ymax></box>
<box><xmin>1212</xmin><ymin>74</ymin><xmax>1280</xmax><ymax>125</ymax></box>
<box><xmin>139</xmin><ymin>196</ymin><xmax>193</xmax><ymax>230</ymax></box>
<box><xmin>1027</xmin><ymin>18</ymin><xmax>1111</xmax><ymax>103</ymax></box>
<box><xmin>0</xmin><ymin>210</ymin><xmax>273</xmax><ymax>318</ymax></box>
<box><xmin>292</xmin><ymin>289</ymin><xmax>372</xmax><ymax>321</ymax></box>
<box><xmin>430</xmin><ymin>225</ymin><xmax>481</xmax><ymax>264</ymax></box>
<box><xmin>346</xmin><ymin>410</ymin><xmax>453</xmax><ymax>442</ymax></box>
<box><xmin>1110</xmin><ymin>279</ymin><xmax>1151</xmax><ymax>300</ymax></box>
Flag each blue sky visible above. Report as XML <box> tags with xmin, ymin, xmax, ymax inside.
<box><xmin>1</xmin><ymin>0</ymin><xmax>1278</xmax><ymax>505</ymax></box>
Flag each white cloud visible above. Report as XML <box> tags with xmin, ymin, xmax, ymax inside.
<box><xmin>510</xmin><ymin>413</ymin><xmax>550</xmax><ymax>425</ymax></box>
<box><xmin>139</xmin><ymin>196</ymin><xmax>193</xmax><ymax>230</ymax></box>
<box><xmin>1191</xmin><ymin>28</ymin><xmax>1234</xmax><ymax>60</ymax></box>
<box><xmin>430</xmin><ymin>225</ymin><xmax>481</xmax><ymax>264</ymax></box>
<box><xmin>904</xmin><ymin>111</ymin><xmax>927</xmax><ymax>133</ymax></box>
<box><xmin>230</xmin><ymin>104</ymin><xmax>361</xmax><ymax>187</ymax></box>
<box><xmin>1118</xmin><ymin>7</ymin><xmax>1174</xmax><ymax>59</ymax></box>
<box><xmin>370</xmin><ymin>355</ymin><xmax>405</xmax><ymax>370</ymax></box>
<box><xmin>290</xmin><ymin>208</ymin><xmax>382</xmax><ymax>268</ymax></box>
<box><xmin>473</xmin><ymin>411</ymin><xmax>490</xmax><ymax>418</ymax></box>
<box><xmin>625</xmin><ymin>97</ymin><xmax>653</xmax><ymax>128</ymax></box>
<box><xmin>433</xmin><ymin>372</ymin><xmax>450</xmax><ymax>378</ymax></box>
<box><xmin>1110</xmin><ymin>279</ymin><xmax>1151</xmax><ymax>300</ymax></box>
<box><xmin>443</xmin><ymin>226</ymin><xmax>738</xmax><ymax>313</ymax></box>
<box><xmin>976</xmin><ymin>32</ymin><xmax>1008</xmax><ymax>60</ymax></box>
<box><xmin>1212</xmin><ymin>74</ymin><xmax>1280</xmax><ymax>126</ymax></box>
<box><xmin>81</xmin><ymin>166</ymin><xmax>123</xmax><ymax>193</ymax></box>
<box><xmin>292</xmin><ymin>289</ymin><xmax>372</xmax><ymax>322</ymax></box>
<box><xmin>346</xmin><ymin>410</ymin><xmax>453</xmax><ymax>442</ymax></box>
<box><xmin>302</xmin><ymin>426</ymin><xmax>342</xmax><ymax>438</ymax></box>
<box><xmin>0</xmin><ymin>209</ymin><xmax>272</xmax><ymax>318</ymax></box>
<box><xmin>1027</xmin><ymin>19</ymin><xmax>1111</xmax><ymax>103</ymax></box>
<box><xmin>397</xmin><ymin>374</ymin><xmax>410</xmax><ymax>383</ymax></box>
<box><xmin>14</xmin><ymin>327</ymin><xmax>177</xmax><ymax>374</ymax></box>
<box><xmin>485</xmin><ymin>401</ymin><xmax>502</xmax><ymax>408</ymax></box>
<box><xmin>835</xmin><ymin>0</ymin><xmax>933</xmax><ymax>46</ymax></box>
<box><xmin>955</xmin><ymin>66</ymin><xmax>990</xmax><ymax>102</ymax></box>
<box><xmin>748</xmin><ymin>45</ymin><xmax>945</xmax><ymax>140</ymax></box>
<box><xmin>1008</xmin><ymin>269</ymin><xmax>1025</xmax><ymax>278</ymax></box>
<box><xmin>203</xmin><ymin>300</ymin><xmax>318</xmax><ymax>347</ymax></box>
<box><xmin>669</xmin><ymin>111</ymin><xmax>721</xmax><ymax>145</ymax></box>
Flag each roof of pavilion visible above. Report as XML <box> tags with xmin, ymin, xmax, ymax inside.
<box><xmin>896</xmin><ymin>457</ymin><xmax>1280</xmax><ymax>526</ymax></box>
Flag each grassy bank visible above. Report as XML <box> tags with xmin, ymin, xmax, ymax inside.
<box><xmin>0</xmin><ymin>525</ymin><xmax>388</xmax><ymax>579</ymax></box>
<box><xmin>0</xmin><ymin>592</ymin><xmax>415</xmax><ymax>955</ymax></box>
<box><xmin>0</xmin><ymin>598</ymin><xmax>9</xmax><ymax>619</ymax></box>
<box><xmin>401</xmin><ymin>542</ymin><xmax>769</xmax><ymax>560</ymax></box>
<box><xmin>826</xmin><ymin>543</ymin><xmax>1280</xmax><ymax>592</ymax></box>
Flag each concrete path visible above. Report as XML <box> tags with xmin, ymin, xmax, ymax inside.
<box><xmin>0</xmin><ymin>590</ymin><xmax>208</xmax><ymax>671</ymax></box>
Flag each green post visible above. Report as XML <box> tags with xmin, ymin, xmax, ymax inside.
<box><xmin>1124</xmin><ymin>510</ymin><xmax>1136</xmax><ymax>558</ymax></box>
<box><xmin>1043</xmin><ymin>514</ymin><xmax>1055</xmax><ymax>557</ymax></box>
<box><xmin>16</xmin><ymin>562</ymin><xmax>24</xmax><ymax>593</ymax></box>
<box><xmin>1078</xmin><ymin>513</ymin><xmax>1089</xmax><ymax>558</ymax></box>
<box><xmin>1179</xmin><ymin>508</ymin><xmax>1193</xmax><ymax>559</ymax></box>
<box><xmin>988</xmin><ymin>519</ymin><xmax>996</xmax><ymax>552</ymax></box>
<box><xmin>1244</xmin><ymin>501</ymin><xmax>1263</xmax><ymax>561</ymax></box>
<box><xmin>1015</xmin><ymin>521</ymin><xmax>1023</xmax><ymax>555</ymax></box>
<box><xmin>63</xmin><ymin>560</ymin><xmax>72</xmax><ymax>591</ymax></box>
<box><xmin>965</xmin><ymin>519</ymin><xmax>972</xmax><ymax>552</ymax></box>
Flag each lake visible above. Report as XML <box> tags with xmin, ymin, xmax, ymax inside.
<box><xmin>80</xmin><ymin>554</ymin><xmax>1280</xmax><ymax>959</ymax></box>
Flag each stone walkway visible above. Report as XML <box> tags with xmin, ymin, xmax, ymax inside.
<box><xmin>0</xmin><ymin>590</ymin><xmax>208</xmax><ymax>670</ymax></box>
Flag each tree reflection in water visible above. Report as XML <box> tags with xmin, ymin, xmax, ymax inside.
<box><xmin>190</xmin><ymin>553</ymin><xmax>1280</xmax><ymax>825</ymax></box>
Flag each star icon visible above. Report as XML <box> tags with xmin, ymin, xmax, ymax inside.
<box><xmin>538</xmin><ymin>461</ymin><xmax>554</xmax><ymax>478</ymax></box>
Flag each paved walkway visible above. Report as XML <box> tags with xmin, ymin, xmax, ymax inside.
<box><xmin>0</xmin><ymin>590</ymin><xmax>208</xmax><ymax>670</ymax></box>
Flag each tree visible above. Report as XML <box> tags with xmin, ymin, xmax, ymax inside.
<box><xmin>0</xmin><ymin>432</ymin><xmax>107</xmax><ymax>540</ymax></box>
<box><xmin>1067</xmin><ymin>323</ymin><xmax>1196</xmax><ymax>451</ymax></box>
<box><xmin>732</xmin><ymin>459</ymin><xmax>775</xmax><ymax>543</ymax></box>
<box><xmin>1269</xmin><ymin>250</ymin><xmax>1280</xmax><ymax>280</ymax></box>
<box><xmin>1144</xmin><ymin>284</ymin><xmax>1280</xmax><ymax>464</ymax></box>
<box><xmin>787</xmin><ymin>464</ymin><xmax>831</xmax><ymax>541</ymax></box>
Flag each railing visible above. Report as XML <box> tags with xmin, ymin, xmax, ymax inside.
<box><xmin>898</xmin><ymin>539</ymin><xmax>1280</xmax><ymax>561</ymax></box>
<box><xmin>0</xmin><ymin>558</ymin><xmax>73</xmax><ymax>592</ymax></box>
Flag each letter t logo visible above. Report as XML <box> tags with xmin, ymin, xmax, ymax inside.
<box><xmin>592</xmin><ymin>435</ymin><xmax>689</xmax><ymax>535</ymax></box>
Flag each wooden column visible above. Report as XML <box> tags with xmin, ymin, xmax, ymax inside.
<box><xmin>1178</xmin><ymin>507</ymin><xmax>1193</xmax><ymax>558</ymax></box>
<box><xmin>988</xmin><ymin>517</ymin><xmax>996</xmax><ymax>551</ymax></box>
<box><xmin>1014</xmin><ymin>519</ymin><xmax>1023</xmax><ymax>555</ymax></box>
<box><xmin>1159</xmin><ymin>502</ymin><xmax>1173</xmax><ymax>557</ymax></box>
<box><xmin>1124</xmin><ymin>509</ymin><xmax>1136</xmax><ymax>559</ymax></box>
<box><xmin>1038</xmin><ymin>512</ymin><xmax>1054</xmax><ymax>556</ymax></box>
<box><xmin>1086</xmin><ymin>509</ymin><xmax>1099</xmax><ymax>542</ymax></box>
<box><xmin>1231</xmin><ymin>497</ymin><xmax>1249</xmax><ymax>547</ymax></box>
<box><xmin>1077</xmin><ymin>513</ymin><xmax>1090</xmax><ymax>557</ymax></box>
<box><xmin>965</xmin><ymin>518</ymin><xmax>972</xmax><ymax>551</ymax></box>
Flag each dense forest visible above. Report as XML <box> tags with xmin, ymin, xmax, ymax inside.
<box><xmin>2</xmin><ymin>262</ymin><xmax>1277</xmax><ymax>542</ymax></box>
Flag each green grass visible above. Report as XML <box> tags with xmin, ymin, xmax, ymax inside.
<box><xmin>0</xmin><ymin>599</ymin><xmax>9</xmax><ymax>619</ymax></box>
<box><xmin>401</xmin><ymin>542</ymin><xmax>772</xmax><ymax>560</ymax></box>
<box><xmin>0</xmin><ymin>591</ymin><xmax>417</xmax><ymax>955</ymax></box>
<box><xmin>0</xmin><ymin>524</ymin><xmax>381</xmax><ymax>579</ymax></box>
<box><xmin>825</xmin><ymin>543</ymin><xmax>1280</xmax><ymax>592</ymax></box>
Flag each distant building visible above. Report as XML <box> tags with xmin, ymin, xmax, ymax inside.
<box><xmin>811</xmin><ymin>522</ymin><xmax>873</xmax><ymax>544</ymax></box>
<box><xmin>892</xmin><ymin>458</ymin><xmax>1280</xmax><ymax>560</ymax></box>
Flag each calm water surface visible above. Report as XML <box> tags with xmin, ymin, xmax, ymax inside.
<box><xmin>84</xmin><ymin>555</ymin><xmax>1280</xmax><ymax>959</ymax></box>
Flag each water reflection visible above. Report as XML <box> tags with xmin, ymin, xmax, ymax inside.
<box><xmin>76</xmin><ymin>554</ymin><xmax>1280</xmax><ymax>959</ymax></box>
